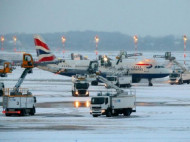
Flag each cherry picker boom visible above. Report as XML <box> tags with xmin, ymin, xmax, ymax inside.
<box><xmin>116</xmin><ymin>51</ymin><xmax>142</xmax><ymax>65</ymax></box>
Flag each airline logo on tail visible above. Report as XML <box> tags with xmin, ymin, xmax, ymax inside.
<box><xmin>34</xmin><ymin>35</ymin><xmax>55</xmax><ymax>62</ymax></box>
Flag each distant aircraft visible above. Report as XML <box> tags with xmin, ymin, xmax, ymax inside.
<box><xmin>34</xmin><ymin>35</ymin><xmax>172</xmax><ymax>86</ymax></box>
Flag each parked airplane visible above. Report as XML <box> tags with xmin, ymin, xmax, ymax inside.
<box><xmin>34</xmin><ymin>35</ymin><xmax>172</xmax><ymax>86</ymax></box>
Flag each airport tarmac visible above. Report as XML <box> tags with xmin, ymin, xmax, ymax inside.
<box><xmin>0</xmin><ymin>67</ymin><xmax>190</xmax><ymax>142</ymax></box>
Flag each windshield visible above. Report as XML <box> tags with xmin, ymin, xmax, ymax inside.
<box><xmin>75</xmin><ymin>83</ymin><xmax>89</xmax><ymax>89</ymax></box>
<box><xmin>106</xmin><ymin>77</ymin><xmax>116</xmax><ymax>81</ymax></box>
<box><xmin>91</xmin><ymin>97</ymin><xmax>105</xmax><ymax>104</ymax></box>
<box><xmin>169</xmin><ymin>73</ymin><xmax>179</xmax><ymax>78</ymax></box>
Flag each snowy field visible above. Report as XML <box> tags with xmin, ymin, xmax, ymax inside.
<box><xmin>0</xmin><ymin>51</ymin><xmax>190</xmax><ymax>142</ymax></box>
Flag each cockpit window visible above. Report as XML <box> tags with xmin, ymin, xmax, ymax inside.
<box><xmin>155</xmin><ymin>65</ymin><xmax>165</xmax><ymax>68</ymax></box>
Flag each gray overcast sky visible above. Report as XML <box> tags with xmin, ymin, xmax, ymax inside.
<box><xmin>0</xmin><ymin>0</ymin><xmax>189</xmax><ymax>36</ymax></box>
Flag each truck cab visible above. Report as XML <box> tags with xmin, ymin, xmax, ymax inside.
<box><xmin>169</xmin><ymin>72</ymin><xmax>182</xmax><ymax>84</ymax></box>
<box><xmin>105</xmin><ymin>76</ymin><xmax>117</xmax><ymax>88</ymax></box>
<box><xmin>91</xmin><ymin>95</ymin><xmax>109</xmax><ymax>116</ymax></box>
<box><xmin>169</xmin><ymin>71</ymin><xmax>190</xmax><ymax>85</ymax></box>
<box><xmin>105</xmin><ymin>75</ymin><xmax>132</xmax><ymax>88</ymax></box>
<box><xmin>72</xmin><ymin>75</ymin><xmax>90</xmax><ymax>97</ymax></box>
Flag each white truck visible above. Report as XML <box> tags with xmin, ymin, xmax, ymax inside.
<box><xmin>105</xmin><ymin>75</ymin><xmax>132</xmax><ymax>88</ymax></box>
<box><xmin>169</xmin><ymin>71</ymin><xmax>190</xmax><ymax>85</ymax></box>
<box><xmin>169</xmin><ymin>59</ymin><xmax>190</xmax><ymax>85</ymax></box>
<box><xmin>72</xmin><ymin>74</ymin><xmax>90</xmax><ymax>97</ymax></box>
<box><xmin>2</xmin><ymin>88</ymin><xmax>36</xmax><ymax>116</ymax></box>
<box><xmin>90</xmin><ymin>76</ymin><xmax>136</xmax><ymax>117</ymax></box>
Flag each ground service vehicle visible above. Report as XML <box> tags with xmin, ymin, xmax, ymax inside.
<box><xmin>154</xmin><ymin>52</ymin><xmax>190</xmax><ymax>85</ymax></box>
<box><xmin>2</xmin><ymin>53</ymin><xmax>36</xmax><ymax>116</ymax></box>
<box><xmin>105</xmin><ymin>75</ymin><xmax>132</xmax><ymax>88</ymax></box>
<box><xmin>2</xmin><ymin>88</ymin><xmax>36</xmax><ymax>116</ymax></box>
<box><xmin>72</xmin><ymin>74</ymin><xmax>90</xmax><ymax>97</ymax></box>
<box><xmin>0</xmin><ymin>62</ymin><xmax>12</xmax><ymax>77</ymax></box>
<box><xmin>169</xmin><ymin>71</ymin><xmax>190</xmax><ymax>85</ymax></box>
<box><xmin>90</xmin><ymin>76</ymin><xmax>136</xmax><ymax>117</ymax></box>
<box><xmin>0</xmin><ymin>62</ymin><xmax>12</xmax><ymax>96</ymax></box>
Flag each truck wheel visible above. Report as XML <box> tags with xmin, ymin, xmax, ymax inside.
<box><xmin>93</xmin><ymin>115</ymin><xmax>98</xmax><ymax>117</ymax></box>
<box><xmin>179</xmin><ymin>80</ymin><xmax>183</xmax><ymax>85</ymax></box>
<box><xmin>72</xmin><ymin>91</ymin><xmax>74</xmax><ymax>96</ymax></box>
<box><xmin>5</xmin><ymin>109</ymin><xmax>11</xmax><ymax>116</ymax></box>
<box><xmin>123</xmin><ymin>109</ymin><xmax>131</xmax><ymax>116</ymax></box>
<box><xmin>106</xmin><ymin>110</ymin><xmax>112</xmax><ymax>117</ymax></box>
<box><xmin>72</xmin><ymin>92</ymin><xmax>76</xmax><ymax>97</ymax></box>
<box><xmin>20</xmin><ymin>109</ymin><xmax>26</xmax><ymax>116</ymax></box>
<box><xmin>30</xmin><ymin>107</ymin><xmax>35</xmax><ymax>115</ymax></box>
<box><xmin>178</xmin><ymin>80</ymin><xmax>181</xmax><ymax>85</ymax></box>
<box><xmin>113</xmin><ymin>112</ymin><xmax>119</xmax><ymax>116</ymax></box>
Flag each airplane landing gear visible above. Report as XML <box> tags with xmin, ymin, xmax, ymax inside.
<box><xmin>148</xmin><ymin>79</ymin><xmax>153</xmax><ymax>86</ymax></box>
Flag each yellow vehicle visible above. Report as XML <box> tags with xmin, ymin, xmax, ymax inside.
<box><xmin>0</xmin><ymin>62</ymin><xmax>12</xmax><ymax>96</ymax></box>
<box><xmin>22</xmin><ymin>53</ymin><xmax>34</xmax><ymax>68</ymax></box>
<box><xmin>0</xmin><ymin>62</ymin><xmax>12</xmax><ymax>77</ymax></box>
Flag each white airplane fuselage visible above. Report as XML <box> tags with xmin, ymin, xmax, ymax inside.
<box><xmin>37</xmin><ymin>58</ymin><xmax>171</xmax><ymax>83</ymax></box>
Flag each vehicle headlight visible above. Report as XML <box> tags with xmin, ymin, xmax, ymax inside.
<box><xmin>176</xmin><ymin>80</ymin><xmax>178</xmax><ymax>83</ymax></box>
<box><xmin>76</xmin><ymin>91</ymin><xmax>79</xmax><ymax>95</ymax></box>
<box><xmin>101</xmin><ymin>110</ymin><xmax>105</xmax><ymax>113</ymax></box>
<box><xmin>85</xmin><ymin>91</ymin><xmax>89</xmax><ymax>95</ymax></box>
<box><xmin>86</xmin><ymin>101</ymin><xmax>90</xmax><ymax>107</ymax></box>
<box><xmin>74</xmin><ymin>101</ymin><xmax>80</xmax><ymax>108</ymax></box>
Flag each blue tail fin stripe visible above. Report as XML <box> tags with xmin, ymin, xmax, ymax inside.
<box><xmin>36</xmin><ymin>49</ymin><xmax>50</xmax><ymax>56</ymax></box>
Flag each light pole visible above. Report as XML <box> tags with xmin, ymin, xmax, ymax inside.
<box><xmin>133</xmin><ymin>35</ymin><xmax>138</xmax><ymax>55</ymax></box>
<box><xmin>61</xmin><ymin>36</ymin><xmax>66</xmax><ymax>58</ymax></box>
<box><xmin>94</xmin><ymin>35</ymin><xmax>99</xmax><ymax>60</ymax></box>
<box><xmin>1</xmin><ymin>36</ymin><xmax>4</xmax><ymax>51</ymax></box>
<box><xmin>13</xmin><ymin>36</ymin><xmax>17</xmax><ymax>52</ymax></box>
<box><xmin>183</xmin><ymin>35</ymin><xmax>187</xmax><ymax>65</ymax></box>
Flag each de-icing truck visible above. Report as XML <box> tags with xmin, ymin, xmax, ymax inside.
<box><xmin>90</xmin><ymin>76</ymin><xmax>136</xmax><ymax>117</ymax></box>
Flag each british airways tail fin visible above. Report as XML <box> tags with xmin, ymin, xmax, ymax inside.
<box><xmin>34</xmin><ymin>35</ymin><xmax>56</xmax><ymax>62</ymax></box>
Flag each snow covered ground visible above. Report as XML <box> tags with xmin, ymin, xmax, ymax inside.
<box><xmin>0</xmin><ymin>51</ymin><xmax>190</xmax><ymax>142</ymax></box>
